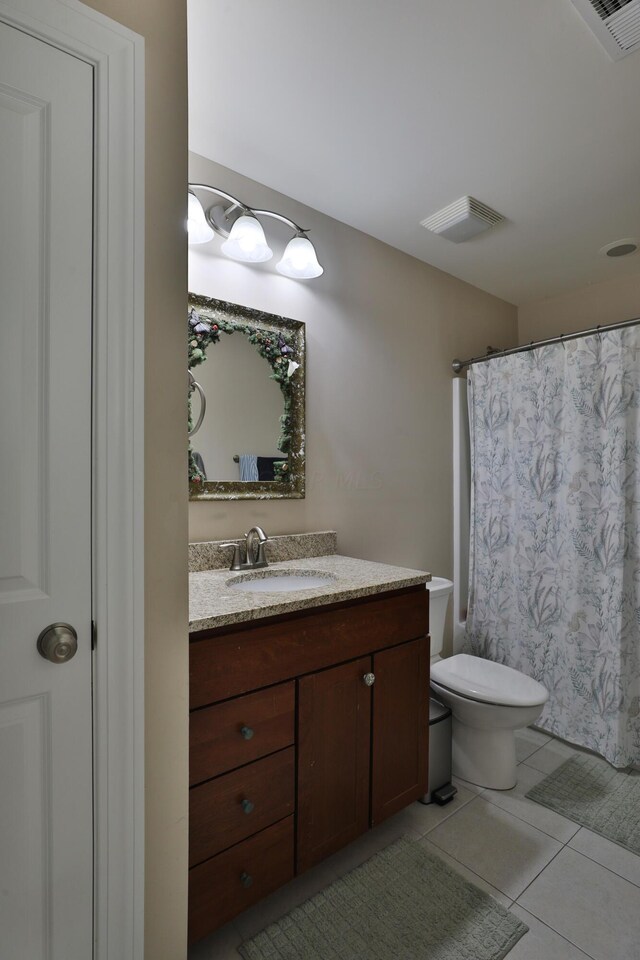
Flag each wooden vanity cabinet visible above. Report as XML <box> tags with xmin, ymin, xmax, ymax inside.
<box><xmin>188</xmin><ymin>585</ymin><xmax>429</xmax><ymax>944</ymax></box>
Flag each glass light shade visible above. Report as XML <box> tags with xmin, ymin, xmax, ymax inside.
<box><xmin>187</xmin><ymin>191</ymin><xmax>214</xmax><ymax>244</ymax></box>
<box><xmin>220</xmin><ymin>214</ymin><xmax>273</xmax><ymax>262</ymax></box>
<box><xmin>276</xmin><ymin>235</ymin><xmax>324</xmax><ymax>279</ymax></box>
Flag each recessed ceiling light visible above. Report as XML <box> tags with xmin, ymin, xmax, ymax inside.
<box><xmin>599</xmin><ymin>238</ymin><xmax>639</xmax><ymax>258</ymax></box>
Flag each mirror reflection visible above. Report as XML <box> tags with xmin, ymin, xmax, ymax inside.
<box><xmin>188</xmin><ymin>294</ymin><xmax>305</xmax><ymax>501</ymax></box>
<box><xmin>190</xmin><ymin>334</ymin><xmax>285</xmax><ymax>482</ymax></box>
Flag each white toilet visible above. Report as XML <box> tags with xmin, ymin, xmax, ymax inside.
<box><xmin>427</xmin><ymin>579</ymin><xmax>549</xmax><ymax>790</ymax></box>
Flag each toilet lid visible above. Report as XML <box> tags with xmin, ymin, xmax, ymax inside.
<box><xmin>426</xmin><ymin>577</ymin><xmax>453</xmax><ymax>598</ymax></box>
<box><xmin>430</xmin><ymin>654</ymin><xmax>549</xmax><ymax>707</ymax></box>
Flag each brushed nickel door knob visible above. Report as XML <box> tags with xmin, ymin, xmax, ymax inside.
<box><xmin>37</xmin><ymin>623</ymin><xmax>78</xmax><ymax>664</ymax></box>
<box><xmin>363</xmin><ymin>672</ymin><xmax>375</xmax><ymax>687</ymax></box>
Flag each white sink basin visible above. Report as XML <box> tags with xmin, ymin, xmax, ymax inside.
<box><xmin>227</xmin><ymin>570</ymin><xmax>335</xmax><ymax>593</ymax></box>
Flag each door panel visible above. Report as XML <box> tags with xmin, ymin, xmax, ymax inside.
<box><xmin>371</xmin><ymin>637</ymin><xmax>429</xmax><ymax>825</ymax></box>
<box><xmin>0</xmin><ymin>695</ymin><xmax>49</xmax><ymax>958</ymax></box>
<box><xmin>0</xmin><ymin>22</ymin><xmax>94</xmax><ymax>960</ymax></box>
<box><xmin>0</xmin><ymin>87</ymin><xmax>49</xmax><ymax>601</ymax></box>
<box><xmin>297</xmin><ymin>657</ymin><xmax>371</xmax><ymax>873</ymax></box>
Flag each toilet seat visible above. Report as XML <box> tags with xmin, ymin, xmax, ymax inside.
<box><xmin>430</xmin><ymin>654</ymin><xmax>548</xmax><ymax>708</ymax></box>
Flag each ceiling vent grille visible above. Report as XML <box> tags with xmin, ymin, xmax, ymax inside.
<box><xmin>571</xmin><ymin>0</ymin><xmax>640</xmax><ymax>59</ymax></box>
<box><xmin>420</xmin><ymin>196</ymin><xmax>505</xmax><ymax>243</ymax></box>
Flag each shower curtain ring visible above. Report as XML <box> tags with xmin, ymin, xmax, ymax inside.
<box><xmin>596</xmin><ymin>325</ymin><xmax>602</xmax><ymax>342</ymax></box>
<box><xmin>560</xmin><ymin>334</ymin><xmax>565</xmax><ymax>350</ymax></box>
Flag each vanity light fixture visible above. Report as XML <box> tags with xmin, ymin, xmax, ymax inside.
<box><xmin>221</xmin><ymin>213</ymin><xmax>272</xmax><ymax>263</ymax></box>
<box><xmin>187</xmin><ymin>190</ymin><xmax>214</xmax><ymax>244</ymax></box>
<box><xmin>188</xmin><ymin>183</ymin><xmax>324</xmax><ymax>279</ymax></box>
<box><xmin>276</xmin><ymin>234</ymin><xmax>324</xmax><ymax>279</ymax></box>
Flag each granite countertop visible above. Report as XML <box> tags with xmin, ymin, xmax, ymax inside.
<box><xmin>189</xmin><ymin>554</ymin><xmax>431</xmax><ymax>632</ymax></box>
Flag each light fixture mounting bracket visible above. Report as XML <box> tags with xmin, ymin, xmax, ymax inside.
<box><xmin>206</xmin><ymin>202</ymin><xmax>245</xmax><ymax>239</ymax></box>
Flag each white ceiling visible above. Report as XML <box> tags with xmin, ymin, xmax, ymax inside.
<box><xmin>188</xmin><ymin>0</ymin><xmax>640</xmax><ymax>305</ymax></box>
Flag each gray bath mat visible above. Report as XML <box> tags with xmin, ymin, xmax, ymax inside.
<box><xmin>526</xmin><ymin>753</ymin><xmax>640</xmax><ymax>855</ymax></box>
<box><xmin>238</xmin><ymin>836</ymin><xmax>528</xmax><ymax>960</ymax></box>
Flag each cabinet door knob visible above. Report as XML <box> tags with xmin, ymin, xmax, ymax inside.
<box><xmin>240</xmin><ymin>725</ymin><xmax>254</xmax><ymax>740</ymax></box>
<box><xmin>363</xmin><ymin>672</ymin><xmax>375</xmax><ymax>687</ymax></box>
<box><xmin>240</xmin><ymin>872</ymin><xmax>253</xmax><ymax>888</ymax></box>
<box><xmin>241</xmin><ymin>798</ymin><xmax>255</xmax><ymax>814</ymax></box>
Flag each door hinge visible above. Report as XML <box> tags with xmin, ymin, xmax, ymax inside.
<box><xmin>91</xmin><ymin>620</ymin><xmax>97</xmax><ymax>650</ymax></box>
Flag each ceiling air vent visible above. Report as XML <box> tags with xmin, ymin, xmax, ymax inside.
<box><xmin>420</xmin><ymin>196</ymin><xmax>505</xmax><ymax>243</ymax></box>
<box><xmin>571</xmin><ymin>0</ymin><xmax>640</xmax><ymax>59</ymax></box>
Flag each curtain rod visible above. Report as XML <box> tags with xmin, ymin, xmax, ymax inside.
<box><xmin>451</xmin><ymin>316</ymin><xmax>640</xmax><ymax>374</ymax></box>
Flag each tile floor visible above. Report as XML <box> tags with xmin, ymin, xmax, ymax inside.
<box><xmin>189</xmin><ymin>728</ymin><xmax>640</xmax><ymax>960</ymax></box>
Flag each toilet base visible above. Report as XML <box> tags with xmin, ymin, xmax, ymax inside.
<box><xmin>451</xmin><ymin>720</ymin><xmax>517</xmax><ymax>790</ymax></box>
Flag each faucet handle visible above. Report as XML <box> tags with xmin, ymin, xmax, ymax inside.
<box><xmin>220</xmin><ymin>542</ymin><xmax>242</xmax><ymax>571</ymax></box>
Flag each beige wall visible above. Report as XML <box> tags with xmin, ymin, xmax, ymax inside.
<box><xmin>81</xmin><ymin>2</ymin><xmax>189</xmax><ymax>958</ymax></box>
<box><xmin>189</xmin><ymin>154</ymin><xmax>518</xmax><ymax>594</ymax></box>
<box><xmin>518</xmin><ymin>271</ymin><xmax>640</xmax><ymax>343</ymax></box>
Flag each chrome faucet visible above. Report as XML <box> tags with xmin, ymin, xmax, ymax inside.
<box><xmin>245</xmin><ymin>526</ymin><xmax>269</xmax><ymax>568</ymax></box>
<box><xmin>221</xmin><ymin>526</ymin><xmax>270</xmax><ymax>571</ymax></box>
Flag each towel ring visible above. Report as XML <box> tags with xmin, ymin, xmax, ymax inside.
<box><xmin>188</xmin><ymin>370</ymin><xmax>206</xmax><ymax>437</ymax></box>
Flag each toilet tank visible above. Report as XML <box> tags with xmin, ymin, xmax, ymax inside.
<box><xmin>427</xmin><ymin>577</ymin><xmax>453</xmax><ymax>659</ymax></box>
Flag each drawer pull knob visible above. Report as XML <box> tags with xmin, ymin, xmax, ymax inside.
<box><xmin>363</xmin><ymin>672</ymin><xmax>375</xmax><ymax>687</ymax></box>
<box><xmin>240</xmin><ymin>872</ymin><xmax>253</xmax><ymax>889</ymax></box>
<box><xmin>241</xmin><ymin>798</ymin><xmax>255</xmax><ymax>814</ymax></box>
<box><xmin>240</xmin><ymin>725</ymin><xmax>255</xmax><ymax>740</ymax></box>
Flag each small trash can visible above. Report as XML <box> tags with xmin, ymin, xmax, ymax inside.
<box><xmin>419</xmin><ymin>697</ymin><xmax>457</xmax><ymax>805</ymax></box>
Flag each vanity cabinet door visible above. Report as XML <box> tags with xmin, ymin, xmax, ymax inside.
<box><xmin>297</xmin><ymin>657</ymin><xmax>372</xmax><ymax>873</ymax></box>
<box><xmin>371</xmin><ymin>637</ymin><xmax>429</xmax><ymax>825</ymax></box>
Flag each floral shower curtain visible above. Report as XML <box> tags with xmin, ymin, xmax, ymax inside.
<box><xmin>465</xmin><ymin>327</ymin><xmax>640</xmax><ymax>768</ymax></box>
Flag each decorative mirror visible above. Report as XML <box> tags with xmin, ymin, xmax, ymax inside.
<box><xmin>188</xmin><ymin>294</ymin><xmax>305</xmax><ymax>500</ymax></box>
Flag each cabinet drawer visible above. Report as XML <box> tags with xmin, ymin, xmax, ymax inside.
<box><xmin>188</xmin><ymin>816</ymin><xmax>294</xmax><ymax>945</ymax></box>
<box><xmin>189</xmin><ymin>747</ymin><xmax>295</xmax><ymax>867</ymax></box>
<box><xmin>190</xmin><ymin>682</ymin><xmax>295</xmax><ymax>785</ymax></box>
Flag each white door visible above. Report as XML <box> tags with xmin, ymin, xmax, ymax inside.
<box><xmin>0</xmin><ymin>21</ymin><xmax>94</xmax><ymax>960</ymax></box>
